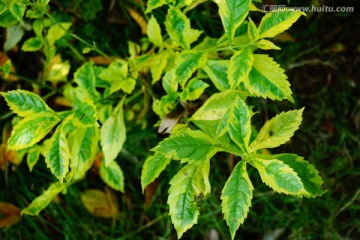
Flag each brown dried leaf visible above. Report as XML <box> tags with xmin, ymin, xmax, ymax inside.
<box><xmin>126</xmin><ymin>7</ymin><xmax>147</xmax><ymax>35</ymax></box>
<box><xmin>0</xmin><ymin>202</ymin><xmax>22</xmax><ymax>228</ymax></box>
<box><xmin>0</xmin><ymin>143</ymin><xmax>21</xmax><ymax>171</ymax></box>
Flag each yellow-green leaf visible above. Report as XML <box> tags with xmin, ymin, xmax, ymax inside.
<box><xmin>221</xmin><ymin>161</ymin><xmax>253</xmax><ymax>239</ymax></box>
<box><xmin>21</xmin><ymin>37</ymin><xmax>43</xmax><ymax>52</ymax></box>
<box><xmin>146</xmin><ymin>0</ymin><xmax>172</xmax><ymax>13</ymax></box>
<box><xmin>100</xmin><ymin>160</ymin><xmax>124</xmax><ymax>192</ymax></box>
<box><xmin>180</xmin><ymin>78</ymin><xmax>209</xmax><ymax>101</ymax></box>
<box><xmin>147</xmin><ymin>15</ymin><xmax>163</xmax><ymax>47</ymax></box>
<box><xmin>141</xmin><ymin>153</ymin><xmax>171</xmax><ymax>191</ymax></box>
<box><xmin>256</xmin><ymin>39</ymin><xmax>281</xmax><ymax>50</ymax></box>
<box><xmin>46</xmin><ymin>22</ymin><xmax>72</xmax><ymax>44</ymax></box>
<box><xmin>150</xmin><ymin>52</ymin><xmax>169</xmax><ymax>83</ymax></box>
<box><xmin>74</xmin><ymin>62</ymin><xmax>100</xmax><ymax>101</ymax></box>
<box><xmin>247</xmin><ymin>18</ymin><xmax>257</xmax><ymax>41</ymax></box>
<box><xmin>202</xmin><ymin>60</ymin><xmax>230</xmax><ymax>91</ymax></box>
<box><xmin>73</xmin><ymin>100</ymin><xmax>98</xmax><ymax>127</ymax></box>
<box><xmin>228</xmin><ymin>47</ymin><xmax>253</xmax><ymax>89</ymax></box>
<box><xmin>175</xmin><ymin>50</ymin><xmax>207</xmax><ymax>87</ymax></box>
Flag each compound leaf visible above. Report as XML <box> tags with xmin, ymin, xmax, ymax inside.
<box><xmin>8</xmin><ymin>112</ymin><xmax>60</xmax><ymax>151</ymax></box>
<box><xmin>258</xmin><ymin>10</ymin><xmax>305</xmax><ymax>39</ymax></box>
<box><xmin>152</xmin><ymin>130</ymin><xmax>218</xmax><ymax>163</ymax></box>
<box><xmin>249</xmin><ymin>108</ymin><xmax>303</xmax><ymax>151</ymax></box>
<box><xmin>228</xmin><ymin>47</ymin><xmax>253</xmax><ymax>89</ymax></box>
<box><xmin>1</xmin><ymin>90</ymin><xmax>53</xmax><ymax>117</ymax></box>
<box><xmin>168</xmin><ymin>160</ymin><xmax>210</xmax><ymax>238</ymax></box>
<box><xmin>21</xmin><ymin>182</ymin><xmax>66</xmax><ymax>216</ymax></box>
<box><xmin>221</xmin><ymin>160</ymin><xmax>253</xmax><ymax>239</ymax></box>
<box><xmin>141</xmin><ymin>153</ymin><xmax>171</xmax><ymax>191</ymax></box>
<box><xmin>100</xmin><ymin>160</ymin><xmax>124</xmax><ymax>192</ymax></box>
<box><xmin>244</xmin><ymin>54</ymin><xmax>293</xmax><ymax>102</ymax></box>
<box><xmin>218</xmin><ymin>0</ymin><xmax>251</xmax><ymax>43</ymax></box>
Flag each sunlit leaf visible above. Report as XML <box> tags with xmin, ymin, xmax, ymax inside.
<box><xmin>228</xmin><ymin>47</ymin><xmax>253</xmax><ymax>89</ymax></box>
<box><xmin>202</xmin><ymin>60</ymin><xmax>230</xmax><ymax>91</ymax></box>
<box><xmin>147</xmin><ymin>15</ymin><xmax>163</xmax><ymax>47</ymax></box>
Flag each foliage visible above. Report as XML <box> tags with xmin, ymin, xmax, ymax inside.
<box><xmin>0</xmin><ymin>0</ymin><xmax>326</xmax><ymax>238</ymax></box>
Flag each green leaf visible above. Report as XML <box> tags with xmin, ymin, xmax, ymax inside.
<box><xmin>21</xmin><ymin>182</ymin><xmax>66</xmax><ymax>216</ymax></box>
<box><xmin>175</xmin><ymin>50</ymin><xmax>207</xmax><ymax>87</ymax></box>
<box><xmin>258</xmin><ymin>10</ymin><xmax>305</xmax><ymax>39</ymax></box>
<box><xmin>0</xmin><ymin>10</ymin><xmax>18</xmax><ymax>28</ymax></box>
<box><xmin>73</xmin><ymin>100</ymin><xmax>98</xmax><ymax>127</ymax></box>
<box><xmin>201</xmin><ymin>60</ymin><xmax>230</xmax><ymax>91</ymax></box>
<box><xmin>100</xmin><ymin>160</ymin><xmax>124</xmax><ymax>192</ymax></box>
<box><xmin>110</xmin><ymin>77</ymin><xmax>136</xmax><ymax>94</ymax></box>
<box><xmin>252</xmin><ymin>158</ymin><xmax>307</xmax><ymax>195</ymax></box>
<box><xmin>99</xmin><ymin>60</ymin><xmax>128</xmax><ymax>81</ymax></box>
<box><xmin>44</xmin><ymin>125</ymin><xmax>70</xmax><ymax>183</ymax></box>
<box><xmin>153</xmin><ymin>130</ymin><xmax>218</xmax><ymax>163</ymax></box>
<box><xmin>46</xmin><ymin>22</ymin><xmax>71</xmax><ymax>44</ymax></box>
<box><xmin>74</xmin><ymin>62</ymin><xmax>100</xmax><ymax>101</ymax></box>
<box><xmin>165</xmin><ymin>7</ymin><xmax>200</xmax><ymax>49</ymax></box>
<box><xmin>244</xmin><ymin>54</ymin><xmax>293</xmax><ymax>102</ymax></box>
<box><xmin>221</xmin><ymin>161</ymin><xmax>253</xmax><ymax>239</ymax></box>
<box><xmin>162</xmin><ymin>69</ymin><xmax>178</xmax><ymax>94</ymax></box>
<box><xmin>146</xmin><ymin>0</ymin><xmax>172</xmax><ymax>13</ymax></box>
<box><xmin>168</xmin><ymin>160</ymin><xmax>211</xmax><ymax>238</ymax></box>
<box><xmin>1</xmin><ymin>90</ymin><xmax>53</xmax><ymax>117</ymax></box>
<box><xmin>218</xmin><ymin>0</ymin><xmax>251</xmax><ymax>43</ymax></box>
<box><xmin>141</xmin><ymin>153</ymin><xmax>171</xmax><ymax>191</ymax></box>
<box><xmin>247</xmin><ymin>18</ymin><xmax>257</xmax><ymax>41</ymax></box>
<box><xmin>256</xmin><ymin>154</ymin><xmax>325</xmax><ymax>197</ymax></box>
<box><xmin>21</xmin><ymin>37</ymin><xmax>43</xmax><ymax>52</ymax></box>
<box><xmin>180</xmin><ymin>78</ymin><xmax>209</xmax><ymax>101</ymax></box>
<box><xmin>228</xmin><ymin>47</ymin><xmax>253</xmax><ymax>89</ymax></box>
<box><xmin>249</xmin><ymin>108</ymin><xmax>303</xmax><ymax>151</ymax></box>
<box><xmin>147</xmin><ymin>15</ymin><xmax>163</xmax><ymax>47</ymax></box>
<box><xmin>150</xmin><ymin>52</ymin><xmax>169</xmax><ymax>83</ymax></box>
<box><xmin>227</xmin><ymin>97</ymin><xmax>253</xmax><ymax>152</ymax></box>
<box><xmin>1</xmin><ymin>59</ymin><xmax>12</xmax><ymax>77</ymax></box>
<box><xmin>7</xmin><ymin>112</ymin><xmax>60</xmax><ymax>150</ymax></box>
<box><xmin>9</xmin><ymin>2</ymin><xmax>26</xmax><ymax>24</ymax></box>
<box><xmin>256</xmin><ymin>39</ymin><xmax>280</xmax><ymax>50</ymax></box>
<box><xmin>152</xmin><ymin>93</ymin><xmax>178</xmax><ymax>118</ymax></box>
<box><xmin>100</xmin><ymin>100</ymin><xmax>126</xmax><ymax>166</ymax></box>
<box><xmin>26</xmin><ymin>146</ymin><xmax>41</xmax><ymax>172</ymax></box>
<box><xmin>69</xmin><ymin>126</ymin><xmax>99</xmax><ymax>180</ymax></box>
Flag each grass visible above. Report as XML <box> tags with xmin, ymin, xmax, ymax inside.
<box><xmin>1</xmin><ymin>0</ymin><xmax>359</xmax><ymax>239</ymax></box>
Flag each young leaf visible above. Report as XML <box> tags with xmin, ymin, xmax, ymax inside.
<box><xmin>258</xmin><ymin>10</ymin><xmax>305</xmax><ymax>39</ymax></box>
<box><xmin>147</xmin><ymin>15</ymin><xmax>163</xmax><ymax>47</ymax></box>
<box><xmin>73</xmin><ymin>100</ymin><xmax>98</xmax><ymax>127</ymax></box>
<box><xmin>100</xmin><ymin>100</ymin><xmax>126</xmax><ymax>166</ymax></box>
<box><xmin>99</xmin><ymin>60</ymin><xmax>128</xmax><ymax>81</ymax></box>
<box><xmin>44</xmin><ymin>125</ymin><xmax>70</xmax><ymax>183</ymax></box>
<box><xmin>152</xmin><ymin>130</ymin><xmax>218</xmax><ymax>163</ymax></box>
<box><xmin>244</xmin><ymin>54</ymin><xmax>293</xmax><ymax>102</ymax></box>
<box><xmin>228</xmin><ymin>47</ymin><xmax>254</xmax><ymax>89</ymax></box>
<box><xmin>256</xmin><ymin>154</ymin><xmax>325</xmax><ymax>197</ymax></box>
<box><xmin>221</xmin><ymin>161</ymin><xmax>253</xmax><ymax>239</ymax></box>
<box><xmin>27</xmin><ymin>146</ymin><xmax>41</xmax><ymax>172</ymax></box>
<box><xmin>21</xmin><ymin>182</ymin><xmax>66</xmax><ymax>216</ymax></box>
<box><xmin>256</xmin><ymin>39</ymin><xmax>281</xmax><ymax>50</ymax></box>
<box><xmin>100</xmin><ymin>160</ymin><xmax>124</xmax><ymax>192</ymax></box>
<box><xmin>8</xmin><ymin>112</ymin><xmax>60</xmax><ymax>151</ymax></box>
<box><xmin>46</xmin><ymin>22</ymin><xmax>72</xmax><ymax>44</ymax></box>
<box><xmin>74</xmin><ymin>62</ymin><xmax>99</xmax><ymax>101</ymax></box>
<box><xmin>141</xmin><ymin>153</ymin><xmax>171</xmax><ymax>191</ymax></box>
<box><xmin>146</xmin><ymin>0</ymin><xmax>171</xmax><ymax>13</ymax></box>
<box><xmin>180</xmin><ymin>78</ymin><xmax>209</xmax><ymax>101</ymax></box>
<box><xmin>110</xmin><ymin>77</ymin><xmax>136</xmax><ymax>94</ymax></box>
<box><xmin>175</xmin><ymin>50</ymin><xmax>207</xmax><ymax>87</ymax></box>
<box><xmin>21</xmin><ymin>37</ymin><xmax>43</xmax><ymax>52</ymax></box>
<box><xmin>218</xmin><ymin>0</ymin><xmax>251</xmax><ymax>43</ymax></box>
<box><xmin>69</xmin><ymin>126</ymin><xmax>99</xmax><ymax>180</ymax></box>
<box><xmin>227</xmin><ymin>97</ymin><xmax>253</xmax><ymax>152</ymax></box>
<box><xmin>247</xmin><ymin>18</ymin><xmax>257</xmax><ymax>41</ymax></box>
<box><xmin>249</xmin><ymin>108</ymin><xmax>303</xmax><ymax>151</ymax></box>
<box><xmin>9</xmin><ymin>2</ymin><xmax>26</xmax><ymax>24</ymax></box>
<box><xmin>162</xmin><ymin>69</ymin><xmax>178</xmax><ymax>94</ymax></box>
<box><xmin>168</xmin><ymin>160</ymin><xmax>211</xmax><ymax>238</ymax></box>
<box><xmin>1</xmin><ymin>90</ymin><xmax>53</xmax><ymax>117</ymax></box>
<box><xmin>150</xmin><ymin>52</ymin><xmax>169</xmax><ymax>83</ymax></box>
<box><xmin>202</xmin><ymin>60</ymin><xmax>230</xmax><ymax>91</ymax></box>
<box><xmin>152</xmin><ymin>93</ymin><xmax>178</xmax><ymax>118</ymax></box>
<box><xmin>252</xmin><ymin>158</ymin><xmax>307</xmax><ymax>196</ymax></box>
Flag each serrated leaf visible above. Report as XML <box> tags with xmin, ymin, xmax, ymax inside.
<box><xmin>150</xmin><ymin>52</ymin><xmax>169</xmax><ymax>83</ymax></box>
<box><xmin>100</xmin><ymin>160</ymin><xmax>124</xmax><ymax>192</ymax></box>
<box><xmin>74</xmin><ymin>62</ymin><xmax>100</xmax><ymax>101</ymax></box>
<box><xmin>147</xmin><ymin>15</ymin><xmax>163</xmax><ymax>47</ymax></box>
<box><xmin>218</xmin><ymin>0</ymin><xmax>251</xmax><ymax>44</ymax></box>
<box><xmin>44</xmin><ymin>125</ymin><xmax>70</xmax><ymax>183</ymax></box>
<box><xmin>100</xmin><ymin>100</ymin><xmax>126</xmax><ymax>166</ymax></box>
<box><xmin>256</xmin><ymin>39</ymin><xmax>280</xmax><ymax>50</ymax></box>
<box><xmin>258</xmin><ymin>10</ymin><xmax>305</xmax><ymax>39</ymax></box>
<box><xmin>249</xmin><ymin>108</ymin><xmax>303</xmax><ymax>151</ymax></box>
<box><xmin>256</xmin><ymin>154</ymin><xmax>325</xmax><ymax>197</ymax></box>
<box><xmin>146</xmin><ymin>0</ymin><xmax>172</xmax><ymax>13</ymax></box>
<box><xmin>26</xmin><ymin>146</ymin><xmax>41</xmax><ymax>172</ymax></box>
<box><xmin>153</xmin><ymin>130</ymin><xmax>218</xmax><ymax>163</ymax></box>
<box><xmin>228</xmin><ymin>47</ymin><xmax>253</xmax><ymax>89</ymax></box>
<box><xmin>227</xmin><ymin>97</ymin><xmax>252</xmax><ymax>152</ymax></box>
<box><xmin>21</xmin><ymin>37</ymin><xmax>43</xmax><ymax>52</ymax></box>
<box><xmin>9</xmin><ymin>2</ymin><xmax>26</xmax><ymax>24</ymax></box>
<box><xmin>46</xmin><ymin>22</ymin><xmax>71</xmax><ymax>44</ymax></box>
<box><xmin>73</xmin><ymin>100</ymin><xmax>98</xmax><ymax>127</ymax></box>
<box><xmin>252</xmin><ymin>158</ymin><xmax>307</xmax><ymax>195</ymax></box>
<box><xmin>175</xmin><ymin>50</ymin><xmax>207</xmax><ymax>87</ymax></box>
<box><xmin>168</xmin><ymin>160</ymin><xmax>210</xmax><ymax>238</ymax></box>
<box><xmin>180</xmin><ymin>78</ymin><xmax>209</xmax><ymax>101</ymax></box>
<box><xmin>202</xmin><ymin>60</ymin><xmax>230</xmax><ymax>91</ymax></box>
<box><xmin>69</xmin><ymin>126</ymin><xmax>99</xmax><ymax>180</ymax></box>
<box><xmin>141</xmin><ymin>153</ymin><xmax>171</xmax><ymax>191</ymax></box>
<box><xmin>1</xmin><ymin>90</ymin><xmax>53</xmax><ymax>117</ymax></box>
<box><xmin>7</xmin><ymin>112</ymin><xmax>60</xmax><ymax>151</ymax></box>
<box><xmin>247</xmin><ymin>18</ymin><xmax>257</xmax><ymax>41</ymax></box>
<box><xmin>244</xmin><ymin>54</ymin><xmax>293</xmax><ymax>102</ymax></box>
<box><xmin>221</xmin><ymin>161</ymin><xmax>253</xmax><ymax>239</ymax></box>
<box><xmin>21</xmin><ymin>182</ymin><xmax>66</xmax><ymax>216</ymax></box>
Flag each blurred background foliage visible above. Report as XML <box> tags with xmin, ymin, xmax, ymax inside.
<box><xmin>0</xmin><ymin>0</ymin><xmax>359</xmax><ymax>239</ymax></box>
